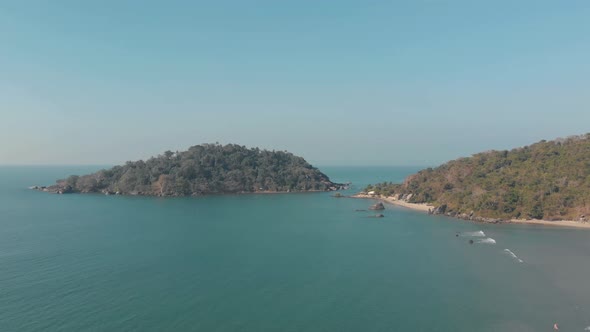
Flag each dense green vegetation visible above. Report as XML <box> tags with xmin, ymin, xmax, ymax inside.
<box><xmin>366</xmin><ymin>134</ymin><xmax>590</xmax><ymax>221</ymax></box>
<box><xmin>46</xmin><ymin>144</ymin><xmax>343</xmax><ymax>196</ymax></box>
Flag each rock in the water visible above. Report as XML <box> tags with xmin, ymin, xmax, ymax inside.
<box><xmin>369</xmin><ymin>202</ymin><xmax>385</xmax><ymax>210</ymax></box>
<box><xmin>375</xmin><ymin>214</ymin><xmax>384</xmax><ymax>218</ymax></box>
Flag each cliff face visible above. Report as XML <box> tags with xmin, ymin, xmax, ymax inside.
<box><xmin>366</xmin><ymin>134</ymin><xmax>590</xmax><ymax>221</ymax></box>
<box><xmin>37</xmin><ymin>144</ymin><xmax>346</xmax><ymax>196</ymax></box>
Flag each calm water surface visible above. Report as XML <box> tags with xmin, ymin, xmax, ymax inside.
<box><xmin>1</xmin><ymin>166</ymin><xmax>589</xmax><ymax>331</ymax></box>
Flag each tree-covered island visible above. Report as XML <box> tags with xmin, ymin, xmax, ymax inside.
<box><xmin>33</xmin><ymin>144</ymin><xmax>346</xmax><ymax>196</ymax></box>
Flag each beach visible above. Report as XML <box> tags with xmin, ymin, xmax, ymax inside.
<box><xmin>351</xmin><ymin>194</ymin><xmax>590</xmax><ymax>229</ymax></box>
<box><xmin>351</xmin><ymin>194</ymin><xmax>434</xmax><ymax>212</ymax></box>
<box><xmin>507</xmin><ymin>218</ymin><xmax>590</xmax><ymax>229</ymax></box>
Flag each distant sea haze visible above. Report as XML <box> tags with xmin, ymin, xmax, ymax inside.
<box><xmin>1</xmin><ymin>166</ymin><xmax>589</xmax><ymax>331</ymax></box>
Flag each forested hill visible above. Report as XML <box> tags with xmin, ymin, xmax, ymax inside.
<box><xmin>366</xmin><ymin>134</ymin><xmax>590</xmax><ymax>221</ymax></box>
<box><xmin>37</xmin><ymin>144</ymin><xmax>345</xmax><ymax>196</ymax></box>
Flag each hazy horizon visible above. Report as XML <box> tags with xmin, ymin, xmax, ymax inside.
<box><xmin>2</xmin><ymin>1</ymin><xmax>589</xmax><ymax>166</ymax></box>
<box><xmin>0</xmin><ymin>134</ymin><xmax>586</xmax><ymax>168</ymax></box>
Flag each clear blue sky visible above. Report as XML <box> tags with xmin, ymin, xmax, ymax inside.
<box><xmin>1</xmin><ymin>1</ymin><xmax>589</xmax><ymax>166</ymax></box>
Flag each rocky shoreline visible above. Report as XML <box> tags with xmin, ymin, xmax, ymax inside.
<box><xmin>426</xmin><ymin>203</ymin><xmax>504</xmax><ymax>224</ymax></box>
<box><xmin>29</xmin><ymin>184</ymin><xmax>349</xmax><ymax>197</ymax></box>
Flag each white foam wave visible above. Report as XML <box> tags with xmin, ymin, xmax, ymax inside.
<box><xmin>477</xmin><ymin>238</ymin><xmax>496</xmax><ymax>244</ymax></box>
<box><xmin>504</xmin><ymin>249</ymin><xmax>523</xmax><ymax>263</ymax></box>
<box><xmin>463</xmin><ymin>230</ymin><xmax>486</xmax><ymax>237</ymax></box>
<box><xmin>584</xmin><ymin>326</ymin><xmax>590</xmax><ymax>331</ymax></box>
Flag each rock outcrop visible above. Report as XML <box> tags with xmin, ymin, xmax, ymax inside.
<box><xmin>369</xmin><ymin>202</ymin><xmax>385</xmax><ymax>210</ymax></box>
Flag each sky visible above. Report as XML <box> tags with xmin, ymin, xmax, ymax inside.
<box><xmin>1</xmin><ymin>1</ymin><xmax>589</xmax><ymax>166</ymax></box>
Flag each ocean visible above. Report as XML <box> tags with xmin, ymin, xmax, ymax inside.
<box><xmin>1</xmin><ymin>166</ymin><xmax>589</xmax><ymax>331</ymax></box>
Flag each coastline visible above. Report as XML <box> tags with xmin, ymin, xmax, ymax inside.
<box><xmin>351</xmin><ymin>194</ymin><xmax>590</xmax><ymax>229</ymax></box>
<box><xmin>351</xmin><ymin>194</ymin><xmax>434</xmax><ymax>212</ymax></box>
<box><xmin>30</xmin><ymin>185</ymin><xmax>347</xmax><ymax>197</ymax></box>
<box><xmin>507</xmin><ymin>218</ymin><xmax>590</xmax><ymax>229</ymax></box>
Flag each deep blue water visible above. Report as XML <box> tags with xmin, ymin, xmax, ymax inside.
<box><xmin>1</xmin><ymin>166</ymin><xmax>590</xmax><ymax>331</ymax></box>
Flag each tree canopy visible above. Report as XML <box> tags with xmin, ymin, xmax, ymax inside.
<box><xmin>366</xmin><ymin>134</ymin><xmax>590</xmax><ymax>221</ymax></box>
<box><xmin>49</xmin><ymin>144</ymin><xmax>343</xmax><ymax>196</ymax></box>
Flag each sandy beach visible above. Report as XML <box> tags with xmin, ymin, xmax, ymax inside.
<box><xmin>351</xmin><ymin>194</ymin><xmax>434</xmax><ymax>212</ymax></box>
<box><xmin>351</xmin><ymin>194</ymin><xmax>590</xmax><ymax>229</ymax></box>
<box><xmin>506</xmin><ymin>218</ymin><xmax>590</xmax><ymax>229</ymax></box>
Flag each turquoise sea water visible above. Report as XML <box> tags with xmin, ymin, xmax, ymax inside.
<box><xmin>1</xmin><ymin>166</ymin><xmax>590</xmax><ymax>331</ymax></box>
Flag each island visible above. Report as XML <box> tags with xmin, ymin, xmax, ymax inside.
<box><xmin>33</xmin><ymin>143</ymin><xmax>347</xmax><ymax>196</ymax></box>
<box><xmin>359</xmin><ymin>134</ymin><xmax>590</xmax><ymax>226</ymax></box>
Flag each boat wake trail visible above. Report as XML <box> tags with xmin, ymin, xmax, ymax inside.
<box><xmin>477</xmin><ymin>238</ymin><xmax>496</xmax><ymax>244</ymax></box>
<box><xmin>504</xmin><ymin>249</ymin><xmax>524</xmax><ymax>263</ymax></box>
<box><xmin>462</xmin><ymin>230</ymin><xmax>486</xmax><ymax>237</ymax></box>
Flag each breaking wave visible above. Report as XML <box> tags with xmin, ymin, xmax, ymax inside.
<box><xmin>477</xmin><ymin>238</ymin><xmax>496</xmax><ymax>244</ymax></box>
<box><xmin>504</xmin><ymin>249</ymin><xmax>524</xmax><ymax>263</ymax></box>
<box><xmin>462</xmin><ymin>231</ymin><xmax>486</xmax><ymax>237</ymax></box>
